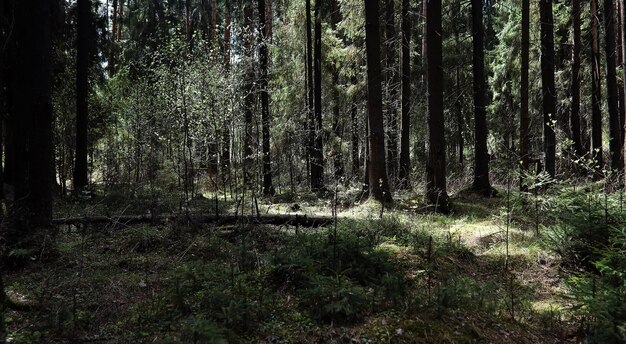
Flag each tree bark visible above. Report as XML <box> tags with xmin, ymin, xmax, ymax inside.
<box><xmin>605</xmin><ymin>0</ymin><xmax>625</xmax><ymax>171</ymax></box>
<box><xmin>539</xmin><ymin>0</ymin><xmax>557</xmax><ymax>178</ymax></box>
<box><xmin>425</xmin><ymin>0</ymin><xmax>449</xmax><ymax>212</ymax></box>
<box><xmin>364</xmin><ymin>0</ymin><xmax>393</xmax><ymax>204</ymax></box>
<box><xmin>385</xmin><ymin>0</ymin><xmax>399</xmax><ymax>183</ymax></box>
<box><xmin>305</xmin><ymin>0</ymin><xmax>315</xmax><ymax>187</ymax></box>
<box><xmin>74</xmin><ymin>0</ymin><xmax>91</xmax><ymax>192</ymax></box>
<box><xmin>591</xmin><ymin>0</ymin><xmax>604</xmax><ymax>170</ymax></box>
<box><xmin>8</xmin><ymin>0</ymin><xmax>54</xmax><ymax>250</ymax></box>
<box><xmin>243</xmin><ymin>1</ymin><xmax>254</xmax><ymax>187</ymax></box>
<box><xmin>259</xmin><ymin>0</ymin><xmax>274</xmax><ymax>196</ymax></box>
<box><xmin>471</xmin><ymin>0</ymin><xmax>492</xmax><ymax>194</ymax></box>
<box><xmin>311</xmin><ymin>0</ymin><xmax>325</xmax><ymax>191</ymax></box>
<box><xmin>622</xmin><ymin>0</ymin><xmax>626</xmax><ymax>186</ymax></box>
<box><xmin>398</xmin><ymin>0</ymin><xmax>411</xmax><ymax>188</ymax></box>
<box><xmin>221</xmin><ymin>0</ymin><xmax>231</xmax><ymax>170</ymax></box>
<box><xmin>571</xmin><ymin>0</ymin><xmax>585</xmax><ymax>158</ymax></box>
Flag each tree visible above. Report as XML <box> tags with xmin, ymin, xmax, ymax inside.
<box><xmin>311</xmin><ymin>0</ymin><xmax>324</xmax><ymax>191</ymax></box>
<box><xmin>259</xmin><ymin>0</ymin><xmax>274</xmax><ymax>196</ymax></box>
<box><xmin>385</xmin><ymin>0</ymin><xmax>399</xmax><ymax>182</ymax></box>
<box><xmin>471</xmin><ymin>0</ymin><xmax>492</xmax><ymax>195</ymax></box>
<box><xmin>74</xmin><ymin>0</ymin><xmax>91</xmax><ymax>192</ymax></box>
<box><xmin>604</xmin><ymin>0</ymin><xmax>624</xmax><ymax>171</ymax></box>
<box><xmin>305</xmin><ymin>0</ymin><xmax>315</xmax><ymax>187</ymax></box>
<box><xmin>243</xmin><ymin>0</ymin><xmax>255</xmax><ymax>187</ymax></box>
<box><xmin>539</xmin><ymin>0</ymin><xmax>556</xmax><ymax>178</ymax></box>
<box><xmin>520</xmin><ymin>0</ymin><xmax>530</xmax><ymax>189</ymax></box>
<box><xmin>8</xmin><ymin>0</ymin><xmax>54</xmax><ymax>251</ymax></box>
<box><xmin>591</xmin><ymin>0</ymin><xmax>604</xmax><ymax>169</ymax></box>
<box><xmin>622</xmin><ymin>0</ymin><xmax>626</xmax><ymax>185</ymax></box>
<box><xmin>364</xmin><ymin>0</ymin><xmax>393</xmax><ymax>204</ymax></box>
<box><xmin>398</xmin><ymin>0</ymin><xmax>411</xmax><ymax>188</ymax></box>
<box><xmin>425</xmin><ymin>0</ymin><xmax>450</xmax><ymax>212</ymax></box>
<box><xmin>570</xmin><ymin>0</ymin><xmax>585</xmax><ymax>158</ymax></box>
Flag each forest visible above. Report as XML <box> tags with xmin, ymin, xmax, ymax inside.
<box><xmin>0</xmin><ymin>0</ymin><xmax>625</xmax><ymax>342</ymax></box>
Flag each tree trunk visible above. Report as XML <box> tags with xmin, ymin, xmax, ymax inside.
<box><xmin>74</xmin><ymin>0</ymin><xmax>90</xmax><ymax>192</ymax></box>
<box><xmin>425</xmin><ymin>0</ymin><xmax>449</xmax><ymax>213</ymax></box>
<box><xmin>210</xmin><ymin>0</ymin><xmax>217</xmax><ymax>42</ymax></box>
<box><xmin>398</xmin><ymin>0</ymin><xmax>411</xmax><ymax>188</ymax></box>
<box><xmin>622</xmin><ymin>0</ymin><xmax>626</xmax><ymax>186</ymax></box>
<box><xmin>539</xmin><ymin>0</ymin><xmax>557</xmax><ymax>178</ymax></box>
<box><xmin>591</xmin><ymin>0</ymin><xmax>604</xmax><ymax>169</ymax></box>
<box><xmin>364</xmin><ymin>0</ymin><xmax>393</xmax><ymax>204</ymax></box>
<box><xmin>259</xmin><ymin>0</ymin><xmax>274</xmax><ymax>196</ymax></box>
<box><xmin>331</xmin><ymin>0</ymin><xmax>344</xmax><ymax>179</ymax></box>
<box><xmin>8</xmin><ymin>0</ymin><xmax>54</xmax><ymax>250</ymax></box>
<box><xmin>385</xmin><ymin>0</ymin><xmax>398</xmax><ymax>183</ymax></box>
<box><xmin>305</xmin><ymin>0</ymin><xmax>315</xmax><ymax>187</ymax></box>
<box><xmin>471</xmin><ymin>0</ymin><xmax>492</xmax><ymax>194</ymax></box>
<box><xmin>616</xmin><ymin>0</ymin><xmax>625</xmax><ymax>149</ymax></box>
<box><xmin>571</xmin><ymin>0</ymin><xmax>585</xmax><ymax>158</ymax></box>
<box><xmin>520</xmin><ymin>0</ymin><xmax>533</xmax><ymax>189</ymax></box>
<box><xmin>243</xmin><ymin>1</ymin><xmax>254</xmax><ymax>187</ymax></box>
<box><xmin>605</xmin><ymin>0</ymin><xmax>624</xmax><ymax>171</ymax></box>
<box><xmin>221</xmin><ymin>0</ymin><xmax>231</xmax><ymax>170</ymax></box>
<box><xmin>311</xmin><ymin>0</ymin><xmax>325</xmax><ymax>191</ymax></box>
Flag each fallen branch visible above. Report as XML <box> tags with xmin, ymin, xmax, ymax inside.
<box><xmin>52</xmin><ymin>214</ymin><xmax>336</xmax><ymax>228</ymax></box>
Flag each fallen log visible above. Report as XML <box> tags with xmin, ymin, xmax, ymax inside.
<box><xmin>52</xmin><ymin>213</ymin><xmax>336</xmax><ymax>228</ymax></box>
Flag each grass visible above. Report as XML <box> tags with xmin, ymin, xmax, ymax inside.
<box><xmin>4</xmin><ymin>187</ymin><xmax>590</xmax><ymax>343</ymax></box>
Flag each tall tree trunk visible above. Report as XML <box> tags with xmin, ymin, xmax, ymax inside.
<box><xmin>605</xmin><ymin>0</ymin><xmax>625</xmax><ymax>171</ymax></box>
<box><xmin>9</xmin><ymin>0</ymin><xmax>54</xmax><ymax>250</ymax></box>
<box><xmin>364</xmin><ymin>0</ymin><xmax>393</xmax><ymax>203</ymax></box>
<box><xmin>259</xmin><ymin>0</ymin><xmax>274</xmax><ymax>196</ymax></box>
<box><xmin>622</xmin><ymin>0</ymin><xmax>626</xmax><ymax>185</ymax></box>
<box><xmin>616</xmin><ymin>0</ymin><xmax>625</xmax><ymax>148</ymax></box>
<box><xmin>74</xmin><ymin>0</ymin><xmax>90</xmax><ymax>192</ymax></box>
<box><xmin>539</xmin><ymin>0</ymin><xmax>557</xmax><ymax>178</ymax></box>
<box><xmin>591</xmin><ymin>0</ymin><xmax>604</xmax><ymax>169</ymax></box>
<box><xmin>398</xmin><ymin>0</ymin><xmax>411</xmax><ymax>188</ymax></box>
<box><xmin>243</xmin><ymin>1</ymin><xmax>254</xmax><ymax>187</ymax></box>
<box><xmin>305</xmin><ymin>0</ymin><xmax>315</xmax><ymax>187</ymax></box>
<box><xmin>571</xmin><ymin>0</ymin><xmax>585</xmax><ymax>157</ymax></box>
<box><xmin>331</xmin><ymin>0</ymin><xmax>344</xmax><ymax>179</ymax></box>
<box><xmin>425</xmin><ymin>0</ymin><xmax>449</xmax><ymax>213</ymax></box>
<box><xmin>221</xmin><ymin>0</ymin><xmax>231</xmax><ymax>170</ymax></box>
<box><xmin>351</xmin><ymin>83</ymin><xmax>361</xmax><ymax>177</ymax></box>
<box><xmin>210</xmin><ymin>0</ymin><xmax>217</xmax><ymax>42</ymax></box>
<box><xmin>311</xmin><ymin>0</ymin><xmax>324</xmax><ymax>191</ymax></box>
<box><xmin>471</xmin><ymin>0</ymin><xmax>492</xmax><ymax>194</ymax></box>
<box><xmin>109</xmin><ymin>0</ymin><xmax>118</xmax><ymax>77</ymax></box>
<box><xmin>385</xmin><ymin>0</ymin><xmax>398</xmax><ymax>183</ymax></box>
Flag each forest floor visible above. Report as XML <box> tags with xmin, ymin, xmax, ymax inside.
<box><xmin>5</xmin><ymin>186</ymin><xmax>585</xmax><ymax>343</ymax></box>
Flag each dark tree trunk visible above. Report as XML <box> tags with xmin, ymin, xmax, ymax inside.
<box><xmin>616</xmin><ymin>1</ymin><xmax>625</xmax><ymax>148</ymax></box>
<box><xmin>221</xmin><ymin>0</ymin><xmax>231</xmax><ymax>170</ymax></box>
<box><xmin>305</xmin><ymin>0</ymin><xmax>315</xmax><ymax>187</ymax></box>
<box><xmin>398</xmin><ymin>0</ymin><xmax>411</xmax><ymax>188</ymax></box>
<box><xmin>311</xmin><ymin>0</ymin><xmax>324</xmax><ymax>191</ymax></box>
<box><xmin>74</xmin><ymin>0</ymin><xmax>91</xmax><ymax>192</ymax></box>
<box><xmin>471</xmin><ymin>0</ymin><xmax>492</xmax><ymax>194</ymax></box>
<box><xmin>259</xmin><ymin>0</ymin><xmax>274</xmax><ymax>196</ymax></box>
<box><xmin>385</xmin><ymin>0</ymin><xmax>398</xmax><ymax>183</ymax></box>
<box><xmin>331</xmin><ymin>0</ymin><xmax>344</xmax><ymax>179</ymax></box>
<box><xmin>425</xmin><ymin>0</ymin><xmax>449</xmax><ymax>213</ymax></box>
<box><xmin>622</xmin><ymin>0</ymin><xmax>626</xmax><ymax>185</ymax></box>
<box><xmin>351</xmin><ymin>88</ymin><xmax>361</xmax><ymax>178</ymax></box>
<box><xmin>8</xmin><ymin>0</ymin><xmax>54</xmax><ymax>250</ymax></box>
<box><xmin>591</xmin><ymin>0</ymin><xmax>604</xmax><ymax>169</ymax></box>
<box><xmin>571</xmin><ymin>0</ymin><xmax>585</xmax><ymax>157</ymax></box>
<box><xmin>210</xmin><ymin>0</ymin><xmax>217</xmax><ymax>42</ymax></box>
<box><xmin>109</xmin><ymin>0</ymin><xmax>118</xmax><ymax>77</ymax></box>
<box><xmin>364</xmin><ymin>0</ymin><xmax>393</xmax><ymax>203</ymax></box>
<box><xmin>604</xmin><ymin>0</ymin><xmax>625</xmax><ymax>171</ymax></box>
<box><xmin>539</xmin><ymin>0</ymin><xmax>557</xmax><ymax>178</ymax></box>
<box><xmin>243</xmin><ymin>1</ymin><xmax>254</xmax><ymax>187</ymax></box>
